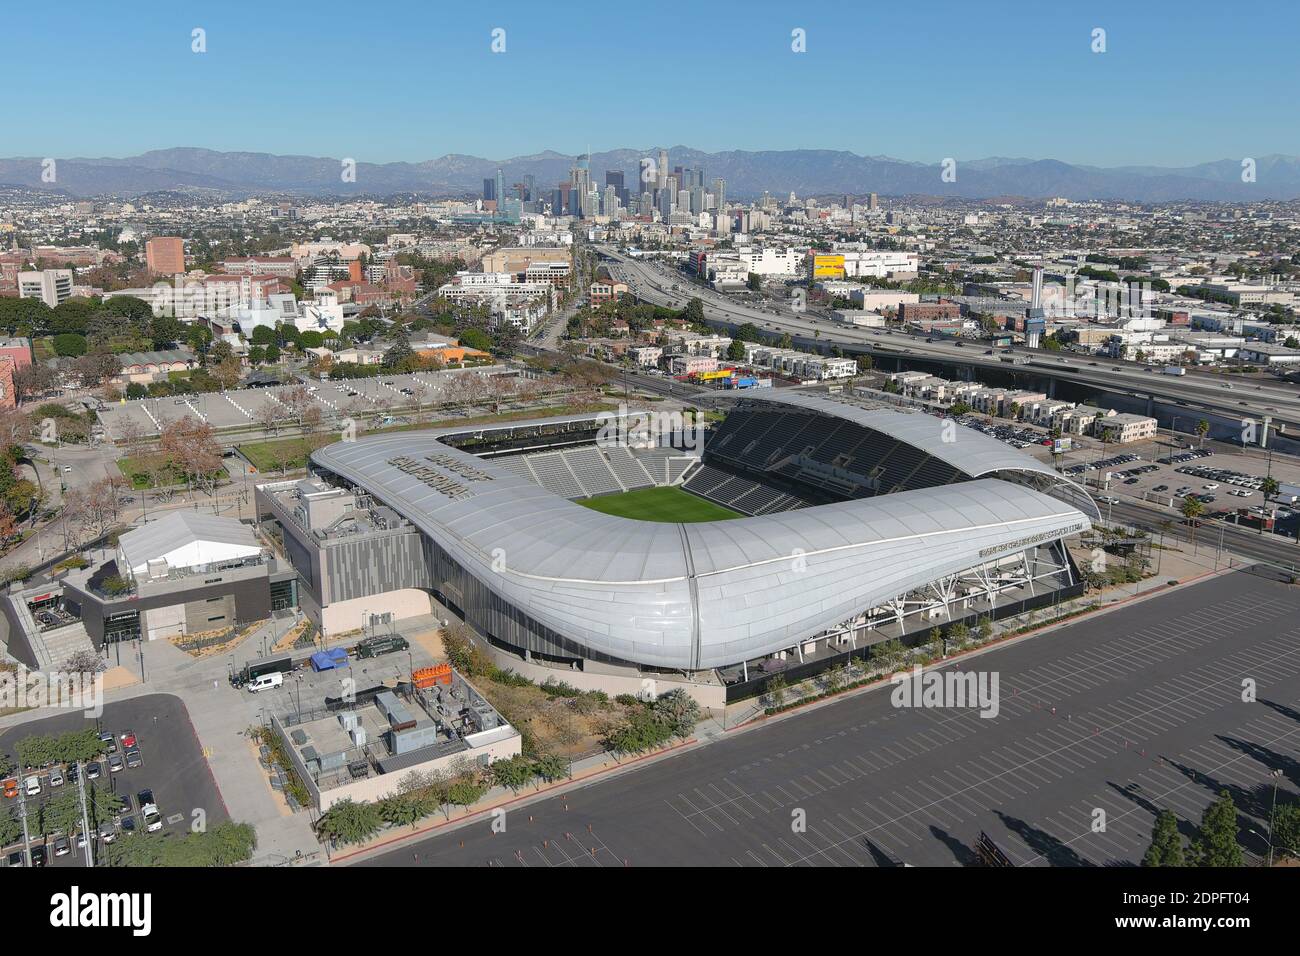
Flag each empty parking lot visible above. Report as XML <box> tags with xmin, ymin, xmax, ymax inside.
<box><xmin>360</xmin><ymin>568</ymin><xmax>1300</xmax><ymax>867</ymax></box>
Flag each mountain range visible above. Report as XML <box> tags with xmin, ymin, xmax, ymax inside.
<box><xmin>4</xmin><ymin>147</ymin><xmax>1300</xmax><ymax>202</ymax></box>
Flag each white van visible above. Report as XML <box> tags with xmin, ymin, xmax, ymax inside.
<box><xmin>247</xmin><ymin>672</ymin><xmax>284</xmax><ymax>693</ymax></box>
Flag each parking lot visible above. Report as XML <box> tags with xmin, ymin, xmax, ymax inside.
<box><xmin>1</xmin><ymin>694</ymin><xmax>226</xmax><ymax>867</ymax></box>
<box><xmin>362</xmin><ymin>568</ymin><xmax>1300</xmax><ymax>867</ymax></box>
<box><xmin>96</xmin><ymin>366</ymin><xmax>515</xmax><ymax>438</ymax></box>
<box><xmin>954</xmin><ymin>415</ymin><xmax>1053</xmax><ymax>451</ymax></box>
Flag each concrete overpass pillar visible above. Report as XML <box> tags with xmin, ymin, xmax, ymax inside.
<box><xmin>1047</xmin><ymin>378</ymin><xmax>1056</xmax><ymax>399</ymax></box>
<box><xmin>1146</xmin><ymin>393</ymin><xmax>1154</xmax><ymax>416</ymax></box>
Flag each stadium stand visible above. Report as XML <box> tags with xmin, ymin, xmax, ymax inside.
<box><xmin>525</xmin><ymin>452</ymin><xmax>586</xmax><ymax>499</ymax></box>
<box><xmin>565</xmin><ymin>446</ymin><xmax>625</xmax><ymax>497</ymax></box>
<box><xmin>704</xmin><ymin>405</ymin><xmax>965</xmax><ymax>497</ymax></box>
<box><xmin>601</xmin><ymin>446</ymin><xmax>656</xmax><ymax>490</ymax></box>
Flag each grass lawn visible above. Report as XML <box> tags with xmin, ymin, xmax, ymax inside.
<box><xmin>238</xmin><ymin>438</ymin><xmax>313</xmax><ymax>474</ymax></box>
<box><xmin>116</xmin><ymin>456</ymin><xmax>203</xmax><ymax>489</ymax></box>
<box><xmin>577</xmin><ymin>485</ymin><xmax>740</xmax><ymax>523</ymax></box>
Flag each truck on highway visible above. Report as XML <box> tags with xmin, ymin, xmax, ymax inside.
<box><xmin>1162</xmin><ymin>366</ymin><xmax>1186</xmax><ymax>376</ymax></box>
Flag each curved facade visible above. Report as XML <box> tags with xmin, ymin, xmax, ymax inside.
<box><xmin>310</xmin><ymin>394</ymin><xmax>1093</xmax><ymax>670</ymax></box>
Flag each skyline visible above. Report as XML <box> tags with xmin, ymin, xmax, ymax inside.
<box><xmin>6</xmin><ymin>0</ymin><xmax>1298</xmax><ymax>166</ymax></box>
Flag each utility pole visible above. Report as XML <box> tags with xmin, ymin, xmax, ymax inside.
<box><xmin>76</xmin><ymin>761</ymin><xmax>94</xmax><ymax>867</ymax></box>
<box><xmin>17</xmin><ymin>774</ymin><xmax>32</xmax><ymax>864</ymax></box>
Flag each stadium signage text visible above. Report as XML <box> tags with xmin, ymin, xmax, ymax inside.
<box><xmin>388</xmin><ymin>455</ymin><xmax>489</xmax><ymax>499</ymax></box>
<box><xmin>978</xmin><ymin>522</ymin><xmax>1084</xmax><ymax>559</ymax></box>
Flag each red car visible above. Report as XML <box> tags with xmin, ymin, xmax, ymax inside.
<box><xmin>119</xmin><ymin>731</ymin><xmax>137</xmax><ymax>749</ymax></box>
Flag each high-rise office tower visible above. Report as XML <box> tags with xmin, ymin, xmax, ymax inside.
<box><xmin>495</xmin><ymin>168</ymin><xmax>506</xmax><ymax>208</ymax></box>
<box><xmin>713</xmin><ymin>178</ymin><xmax>726</xmax><ymax>210</ymax></box>
<box><xmin>657</xmin><ymin>149</ymin><xmax>669</xmax><ymax>190</ymax></box>
<box><xmin>483</xmin><ymin>178</ymin><xmax>496</xmax><ymax>202</ymax></box>
<box><xmin>605</xmin><ymin>170</ymin><xmax>625</xmax><ymax>205</ymax></box>
<box><xmin>523</xmin><ymin>174</ymin><xmax>535</xmax><ymax>202</ymax></box>
<box><xmin>869</xmin><ymin>192</ymin><xmax>879</xmax><ymax>211</ymax></box>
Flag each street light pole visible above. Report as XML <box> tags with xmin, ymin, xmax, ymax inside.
<box><xmin>1267</xmin><ymin>768</ymin><xmax>1282</xmax><ymax>867</ymax></box>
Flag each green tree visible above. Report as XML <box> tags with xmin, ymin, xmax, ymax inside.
<box><xmin>532</xmin><ymin>753</ymin><xmax>567</xmax><ymax>783</ymax></box>
<box><xmin>1193</xmin><ymin>789</ymin><xmax>1243</xmax><ymax>867</ymax></box>
<box><xmin>1142</xmin><ymin>809</ymin><xmax>1185</xmax><ymax>866</ymax></box>
<box><xmin>1272</xmin><ymin>801</ymin><xmax>1300</xmax><ymax>860</ymax></box>
<box><xmin>316</xmin><ymin>798</ymin><xmax>382</xmax><ymax>846</ymax></box>
<box><xmin>1180</xmin><ymin>495</ymin><xmax>1205</xmax><ymax>542</ymax></box>
<box><xmin>0</xmin><ymin>808</ymin><xmax>21</xmax><ymax>847</ymax></box>
<box><xmin>378</xmin><ymin>793</ymin><xmax>431</xmax><ymax>829</ymax></box>
<box><xmin>490</xmin><ymin>755</ymin><xmax>535</xmax><ymax>794</ymax></box>
<box><xmin>1196</xmin><ymin>419</ymin><xmax>1210</xmax><ymax>448</ymax></box>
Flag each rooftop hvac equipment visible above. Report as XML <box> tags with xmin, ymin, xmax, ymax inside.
<box><xmin>350</xmin><ymin>726</ymin><xmax>367</xmax><ymax>748</ymax></box>
<box><xmin>338</xmin><ymin>711</ymin><xmax>359</xmax><ymax>731</ymax></box>
<box><xmin>390</xmin><ymin>723</ymin><xmax>442</xmax><ymax>755</ymax></box>
<box><xmin>375</xmin><ymin>690</ymin><xmax>417</xmax><ymax>731</ymax></box>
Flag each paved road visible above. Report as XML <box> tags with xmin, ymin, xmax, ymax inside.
<box><xmin>599</xmin><ymin>246</ymin><xmax>1300</xmax><ymax>429</ymax></box>
<box><xmin>361</xmin><ymin>568</ymin><xmax>1300</xmax><ymax>866</ymax></box>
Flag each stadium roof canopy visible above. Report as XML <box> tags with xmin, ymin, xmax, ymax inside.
<box><xmin>312</xmin><ymin>393</ymin><xmax>1094</xmax><ymax>670</ymax></box>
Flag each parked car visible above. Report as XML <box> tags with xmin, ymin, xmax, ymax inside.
<box><xmin>125</xmin><ymin>749</ymin><xmax>142</xmax><ymax>769</ymax></box>
<box><xmin>86</xmin><ymin>762</ymin><xmax>101</xmax><ymax>780</ymax></box>
<box><xmin>107</xmin><ymin>754</ymin><xmax>124</xmax><ymax>774</ymax></box>
<box><xmin>136</xmin><ymin>788</ymin><xmax>154</xmax><ymax>808</ymax></box>
<box><xmin>98</xmin><ymin>821</ymin><xmax>117</xmax><ymax>844</ymax></box>
<box><xmin>52</xmin><ymin>835</ymin><xmax>70</xmax><ymax>857</ymax></box>
<box><xmin>30</xmin><ymin>846</ymin><xmax>46</xmax><ymax>867</ymax></box>
<box><xmin>119</xmin><ymin>730</ymin><xmax>137</xmax><ymax>749</ymax></box>
<box><xmin>49</xmin><ymin>768</ymin><xmax>64</xmax><ymax>788</ymax></box>
<box><xmin>142</xmin><ymin>804</ymin><xmax>162</xmax><ymax>833</ymax></box>
<box><xmin>24</xmin><ymin>775</ymin><xmax>40</xmax><ymax>797</ymax></box>
<box><xmin>2</xmin><ymin>778</ymin><xmax>17</xmax><ymax>799</ymax></box>
<box><xmin>6</xmin><ymin>850</ymin><xmax>24</xmax><ymax>867</ymax></box>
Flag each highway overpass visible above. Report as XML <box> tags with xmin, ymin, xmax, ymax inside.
<box><xmin>597</xmin><ymin>245</ymin><xmax>1300</xmax><ymax>443</ymax></box>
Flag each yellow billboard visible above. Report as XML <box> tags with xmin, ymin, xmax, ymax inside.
<box><xmin>811</xmin><ymin>253</ymin><xmax>845</xmax><ymax>278</ymax></box>
<box><xmin>699</xmin><ymin>369</ymin><xmax>734</xmax><ymax>381</ymax></box>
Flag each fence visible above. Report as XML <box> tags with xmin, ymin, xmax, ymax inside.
<box><xmin>723</xmin><ymin>579</ymin><xmax>1087</xmax><ymax>704</ymax></box>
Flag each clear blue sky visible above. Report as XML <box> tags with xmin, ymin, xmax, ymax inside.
<box><xmin>6</xmin><ymin>0</ymin><xmax>1296</xmax><ymax>167</ymax></box>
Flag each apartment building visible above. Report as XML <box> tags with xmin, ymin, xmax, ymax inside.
<box><xmin>145</xmin><ymin>236</ymin><xmax>185</xmax><ymax>276</ymax></box>
<box><xmin>17</xmin><ymin>269</ymin><xmax>73</xmax><ymax>307</ymax></box>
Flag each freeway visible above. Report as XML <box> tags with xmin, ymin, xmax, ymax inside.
<box><xmin>597</xmin><ymin>246</ymin><xmax>1300</xmax><ymax>431</ymax></box>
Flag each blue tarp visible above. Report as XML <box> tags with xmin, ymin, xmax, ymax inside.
<box><xmin>310</xmin><ymin>648</ymin><xmax>349</xmax><ymax>672</ymax></box>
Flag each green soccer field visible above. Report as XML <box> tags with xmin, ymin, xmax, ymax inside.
<box><xmin>576</xmin><ymin>485</ymin><xmax>741</xmax><ymax>523</ymax></box>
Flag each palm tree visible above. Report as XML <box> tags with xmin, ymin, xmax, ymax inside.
<box><xmin>1180</xmin><ymin>495</ymin><xmax>1205</xmax><ymax>544</ymax></box>
<box><xmin>1260</xmin><ymin>475</ymin><xmax>1280</xmax><ymax>536</ymax></box>
<box><xmin>1196</xmin><ymin>419</ymin><xmax>1210</xmax><ymax>448</ymax></box>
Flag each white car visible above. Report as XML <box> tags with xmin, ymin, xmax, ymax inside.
<box><xmin>1203</xmin><ymin>483</ymin><xmax>1219</xmax><ymax>490</ymax></box>
<box><xmin>1096</xmin><ymin>495</ymin><xmax>1120</xmax><ymax>505</ymax></box>
<box><xmin>24</xmin><ymin>775</ymin><xmax>40</xmax><ymax>796</ymax></box>
<box><xmin>142</xmin><ymin>803</ymin><xmax>163</xmax><ymax>833</ymax></box>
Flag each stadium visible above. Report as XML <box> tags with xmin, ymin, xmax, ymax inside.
<box><xmin>259</xmin><ymin>390</ymin><xmax>1096</xmax><ymax>700</ymax></box>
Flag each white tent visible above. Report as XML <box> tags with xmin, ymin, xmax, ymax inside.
<box><xmin>117</xmin><ymin>512</ymin><xmax>262</xmax><ymax>578</ymax></box>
